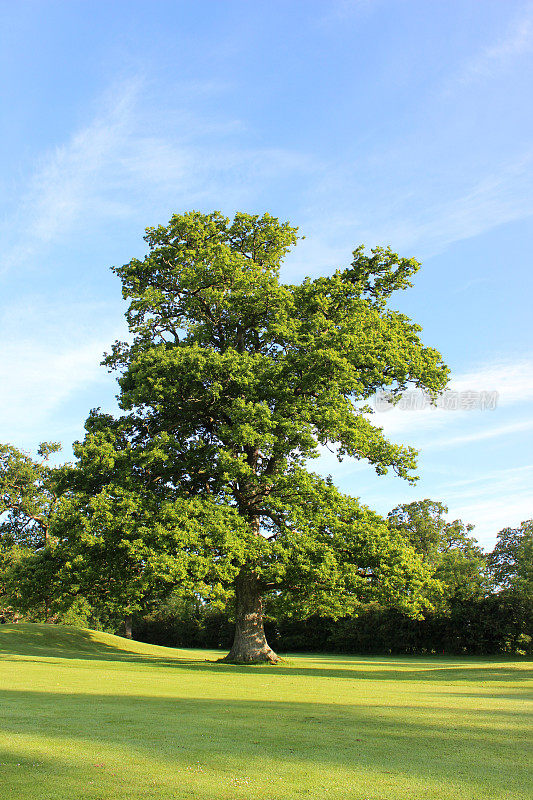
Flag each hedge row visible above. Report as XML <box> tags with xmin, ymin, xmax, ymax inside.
<box><xmin>133</xmin><ymin>593</ymin><xmax>533</xmax><ymax>656</ymax></box>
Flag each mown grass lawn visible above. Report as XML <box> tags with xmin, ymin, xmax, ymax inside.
<box><xmin>0</xmin><ymin>624</ymin><xmax>531</xmax><ymax>800</ymax></box>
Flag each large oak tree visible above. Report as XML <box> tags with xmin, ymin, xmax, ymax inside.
<box><xmin>60</xmin><ymin>211</ymin><xmax>450</xmax><ymax>662</ymax></box>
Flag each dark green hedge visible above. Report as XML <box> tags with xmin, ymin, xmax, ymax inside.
<box><xmin>133</xmin><ymin>593</ymin><xmax>532</xmax><ymax>656</ymax></box>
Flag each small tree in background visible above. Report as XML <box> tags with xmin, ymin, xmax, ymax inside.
<box><xmin>387</xmin><ymin>499</ymin><xmax>490</xmax><ymax>608</ymax></box>
<box><xmin>0</xmin><ymin>442</ymin><xmax>61</xmax><ymax>548</ymax></box>
<box><xmin>0</xmin><ymin>442</ymin><xmax>62</xmax><ymax>620</ymax></box>
<box><xmin>489</xmin><ymin>520</ymin><xmax>533</xmax><ymax>596</ymax></box>
<box><xmin>57</xmin><ymin>210</ymin><xmax>450</xmax><ymax>662</ymax></box>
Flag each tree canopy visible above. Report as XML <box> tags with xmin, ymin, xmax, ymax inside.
<box><xmin>56</xmin><ymin>210</ymin><xmax>450</xmax><ymax>662</ymax></box>
<box><xmin>0</xmin><ymin>442</ymin><xmax>62</xmax><ymax>620</ymax></box>
<box><xmin>489</xmin><ymin>520</ymin><xmax>533</xmax><ymax>596</ymax></box>
<box><xmin>387</xmin><ymin>499</ymin><xmax>490</xmax><ymax>608</ymax></box>
<box><xmin>0</xmin><ymin>442</ymin><xmax>60</xmax><ymax>547</ymax></box>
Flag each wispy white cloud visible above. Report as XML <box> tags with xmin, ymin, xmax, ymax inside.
<box><xmin>3</xmin><ymin>63</ymin><xmax>531</xmax><ymax>286</ymax></box>
<box><xmin>0</xmin><ymin>337</ymin><xmax>110</xmax><ymax>444</ymax></box>
<box><xmin>1</xmin><ymin>79</ymin><xmax>142</xmax><ymax>273</ymax></box>
<box><xmin>0</xmin><ymin>76</ymin><xmax>325</xmax><ymax>454</ymax></box>
<box><xmin>443</xmin><ymin>464</ymin><xmax>533</xmax><ymax>548</ymax></box>
<box><xmin>429</xmin><ymin>419</ymin><xmax>533</xmax><ymax>450</ymax></box>
<box><xmin>0</xmin><ymin>296</ymin><xmax>123</xmax><ymax>448</ymax></box>
<box><xmin>0</xmin><ymin>78</ymin><xmax>319</xmax><ymax>275</ymax></box>
<box><xmin>452</xmin><ymin>497</ymin><xmax>532</xmax><ymax>550</ymax></box>
<box><xmin>369</xmin><ymin>357</ymin><xmax>533</xmax><ymax>443</ymax></box>
<box><xmin>299</xmin><ymin>7</ymin><xmax>533</xmax><ymax>263</ymax></box>
<box><xmin>444</xmin><ymin>464</ymin><xmax>533</xmax><ymax>495</ymax></box>
<box><xmin>394</xmin><ymin>155</ymin><xmax>533</xmax><ymax>254</ymax></box>
<box><xmin>317</xmin><ymin>0</ymin><xmax>380</xmax><ymax>24</ymax></box>
<box><xmin>452</xmin><ymin>359</ymin><xmax>533</xmax><ymax>406</ymax></box>
<box><xmin>458</xmin><ymin>10</ymin><xmax>533</xmax><ymax>85</ymax></box>
<box><xmin>292</xmin><ymin>138</ymin><xmax>533</xmax><ymax>268</ymax></box>
<box><xmin>313</xmin><ymin>355</ymin><xmax>533</xmax><ymax>548</ymax></box>
<box><xmin>321</xmin><ymin>152</ymin><xmax>533</xmax><ymax>258</ymax></box>
<box><xmin>363</xmin><ymin>359</ymin><xmax>533</xmax><ymax>547</ymax></box>
<box><xmin>31</xmin><ymin>82</ymin><xmax>139</xmax><ymax>241</ymax></box>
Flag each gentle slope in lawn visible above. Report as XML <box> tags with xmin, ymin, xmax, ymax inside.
<box><xmin>0</xmin><ymin>623</ymin><xmax>531</xmax><ymax>800</ymax></box>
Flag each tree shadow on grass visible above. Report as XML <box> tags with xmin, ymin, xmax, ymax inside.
<box><xmin>0</xmin><ymin>688</ymin><xmax>531</xmax><ymax>799</ymax></box>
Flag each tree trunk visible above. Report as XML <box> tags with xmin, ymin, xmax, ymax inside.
<box><xmin>223</xmin><ymin>568</ymin><xmax>279</xmax><ymax>663</ymax></box>
<box><xmin>124</xmin><ymin>614</ymin><xmax>133</xmax><ymax>639</ymax></box>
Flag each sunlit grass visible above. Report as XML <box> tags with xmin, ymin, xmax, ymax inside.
<box><xmin>0</xmin><ymin>623</ymin><xmax>531</xmax><ymax>799</ymax></box>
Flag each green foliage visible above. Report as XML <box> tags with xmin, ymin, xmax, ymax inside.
<box><xmin>135</xmin><ymin>594</ymin><xmax>533</xmax><ymax>657</ymax></box>
<box><xmin>327</xmin><ymin>595</ymin><xmax>533</xmax><ymax>656</ymax></box>
<box><xmin>135</xmin><ymin>592</ymin><xmax>234</xmax><ymax>649</ymax></box>
<box><xmin>387</xmin><ymin>499</ymin><xmax>491</xmax><ymax>608</ymax></box>
<box><xmin>489</xmin><ymin>519</ymin><xmax>533</xmax><ymax>596</ymax></box>
<box><xmin>0</xmin><ymin>441</ymin><xmax>60</xmax><ymax>547</ymax></box>
<box><xmin>0</xmin><ymin>442</ymin><xmax>109</xmax><ymax>624</ymax></box>
<box><xmin>0</xmin><ymin>442</ymin><xmax>62</xmax><ymax>618</ymax></box>
<box><xmin>4</xmin><ymin>547</ymin><xmax>63</xmax><ymax>621</ymax></box>
<box><xmin>58</xmin><ymin>211</ymin><xmax>451</xmax><ymax>627</ymax></box>
<box><xmin>54</xmin><ymin>486</ymin><xmax>253</xmax><ymax>617</ymax></box>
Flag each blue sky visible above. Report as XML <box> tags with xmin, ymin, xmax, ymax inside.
<box><xmin>1</xmin><ymin>0</ymin><xmax>532</xmax><ymax>549</ymax></box>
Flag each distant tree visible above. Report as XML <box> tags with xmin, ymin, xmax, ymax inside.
<box><xmin>0</xmin><ymin>442</ymin><xmax>61</xmax><ymax>547</ymax></box>
<box><xmin>58</xmin><ymin>210</ymin><xmax>449</xmax><ymax>662</ymax></box>
<box><xmin>0</xmin><ymin>442</ymin><xmax>62</xmax><ymax>620</ymax></box>
<box><xmin>387</xmin><ymin>499</ymin><xmax>490</xmax><ymax>607</ymax></box>
<box><xmin>489</xmin><ymin>520</ymin><xmax>533</xmax><ymax>596</ymax></box>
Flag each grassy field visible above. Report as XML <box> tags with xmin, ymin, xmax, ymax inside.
<box><xmin>0</xmin><ymin>624</ymin><xmax>531</xmax><ymax>800</ymax></box>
